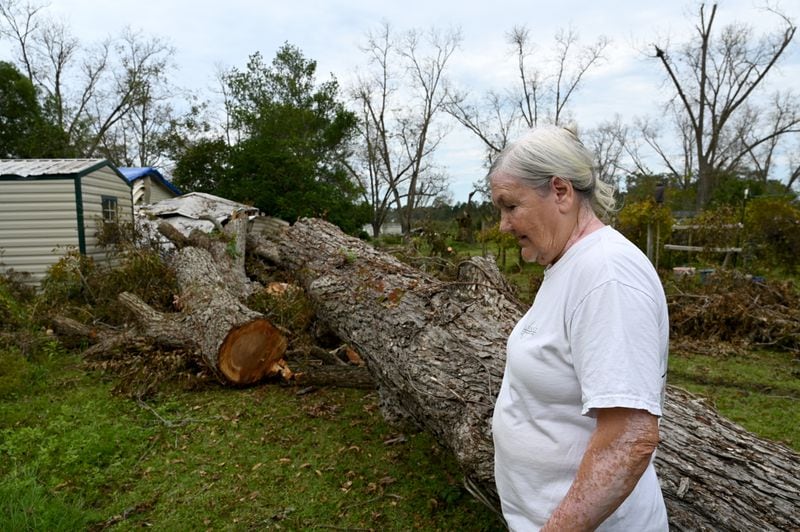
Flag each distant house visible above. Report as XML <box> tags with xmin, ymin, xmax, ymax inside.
<box><xmin>118</xmin><ymin>166</ymin><xmax>181</xmax><ymax>205</ymax></box>
<box><xmin>0</xmin><ymin>159</ymin><xmax>134</xmax><ymax>286</ymax></box>
<box><xmin>361</xmin><ymin>222</ymin><xmax>403</xmax><ymax>236</ymax></box>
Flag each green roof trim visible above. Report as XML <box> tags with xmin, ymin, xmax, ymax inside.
<box><xmin>74</xmin><ymin>175</ymin><xmax>86</xmax><ymax>255</ymax></box>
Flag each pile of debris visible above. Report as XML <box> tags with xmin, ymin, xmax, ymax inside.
<box><xmin>667</xmin><ymin>270</ymin><xmax>800</xmax><ymax>356</ymax></box>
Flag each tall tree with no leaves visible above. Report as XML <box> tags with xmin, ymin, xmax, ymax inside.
<box><xmin>652</xmin><ymin>2</ymin><xmax>798</xmax><ymax>209</ymax></box>
<box><xmin>350</xmin><ymin>22</ymin><xmax>460</xmax><ymax>236</ymax></box>
<box><xmin>446</xmin><ymin>25</ymin><xmax>609</xmax><ymax>170</ymax></box>
<box><xmin>0</xmin><ymin>0</ymin><xmax>176</xmax><ymax>164</ymax></box>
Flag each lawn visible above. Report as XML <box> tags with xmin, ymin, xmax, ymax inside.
<box><xmin>3</xmin><ymin>335</ymin><xmax>797</xmax><ymax>531</ymax></box>
<box><xmin>0</xmin><ymin>343</ymin><xmax>504</xmax><ymax>531</ymax></box>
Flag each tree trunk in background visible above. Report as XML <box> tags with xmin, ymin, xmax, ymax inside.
<box><xmin>262</xmin><ymin>217</ymin><xmax>800</xmax><ymax>531</ymax></box>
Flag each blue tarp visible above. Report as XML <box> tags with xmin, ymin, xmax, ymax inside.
<box><xmin>118</xmin><ymin>166</ymin><xmax>182</xmax><ymax>195</ymax></box>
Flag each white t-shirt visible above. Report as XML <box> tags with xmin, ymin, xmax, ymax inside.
<box><xmin>492</xmin><ymin>226</ymin><xmax>669</xmax><ymax>531</ymax></box>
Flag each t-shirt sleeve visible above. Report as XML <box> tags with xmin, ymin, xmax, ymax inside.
<box><xmin>568</xmin><ymin>280</ymin><xmax>666</xmax><ymax>417</ymax></box>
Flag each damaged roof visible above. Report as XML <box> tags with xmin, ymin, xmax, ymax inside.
<box><xmin>137</xmin><ymin>192</ymin><xmax>262</xmax><ymax>237</ymax></box>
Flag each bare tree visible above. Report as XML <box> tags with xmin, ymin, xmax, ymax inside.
<box><xmin>635</xmin><ymin>112</ymin><xmax>697</xmax><ymax>190</ymax></box>
<box><xmin>446</xmin><ymin>24</ymin><xmax>609</xmax><ymax>168</ymax></box>
<box><xmin>0</xmin><ymin>2</ymin><xmax>176</xmax><ymax>164</ymax></box>
<box><xmin>583</xmin><ymin>116</ymin><xmax>629</xmax><ymax>191</ymax></box>
<box><xmin>350</xmin><ymin>22</ymin><xmax>460</xmax><ymax>236</ymax></box>
<box><xmin>347</xmin><ymin>94</ymin><xmax>395</xmax><ymax>238</ymax></box>
<box><xmin>0</xmin><ymin>0</ymin><xmax>42</xmax><ymax>81</ymax></box>
<box><xmin>98</xmin><ymin>28</ymin><xmax>177</xmax><ymax>166</ymax></box>
<box><xmin>784</xmin><ymin>133</ymin><xmax>800</xmax><ymax>192</ymax></box>
<box><xmin>652</xmin><ymin>3</ymin><xmax>799</xmax><ymax>209</ymax></box>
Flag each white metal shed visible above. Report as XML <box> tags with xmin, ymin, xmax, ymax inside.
<box><xmin>0</xmin><ymin>159</ymin><xmax>134</xmax><ymax>286</ymax></box>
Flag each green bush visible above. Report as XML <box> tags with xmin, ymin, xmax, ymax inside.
<box><xmin>477</xmin><ymin>222</ymin><xmax>519</xmax><ymax>271</ymax></box>
<box><xmin>616</xmin><ymin>198</ymin><xmax>673</xmax><ymax>255</ymax></box>
<box><xmin>745</xmin><ymin>197</ymin><xmax>800</xmax><ymax>273</ymax></box>
<box><xmin>0</xmin><ymin>282</ymin><xmax>26</xmax><ymax>331</ymax></box>
<box><xmin>36</xmin><ymin>244</ymin><xmax>178</xmax><ymax>327</ymax></box>
<box><xmin>38</xmin><ymin>249</ymin><xmax>97</xmax><ymax>311</ymax></box>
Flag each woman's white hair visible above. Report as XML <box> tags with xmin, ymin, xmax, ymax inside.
<box><xmin>488</xmin><ymin>125</ymin><xmax>616</xmax><ymax>216</ymax></box>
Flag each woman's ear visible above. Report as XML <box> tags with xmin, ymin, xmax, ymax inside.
<box><xmin>551</xmin><ymin>176</ymin><xmax>574</xmax><ymax>211</ymax></box>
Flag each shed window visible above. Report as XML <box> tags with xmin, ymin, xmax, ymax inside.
<box><xmin>101</xmin><ymin>196</ymin><xmax>118</xmax><ymax>222</ymax></box>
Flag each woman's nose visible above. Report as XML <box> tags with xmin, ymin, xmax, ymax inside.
<box><xmin>499</xmin><ymin>215</ymin><xmax>512</xmax><ymax>233</ymax></box>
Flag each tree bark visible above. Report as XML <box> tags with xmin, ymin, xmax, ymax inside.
<box><xmin>108</xmin><ymin>245</ymin><xmax>287</xmax><ymax>386</ymax></box>
<box><xmin>168</xmin><ymin>246</ymin><xmax>288</xmax><ymax>385</ymax></box>
<box><xmin>292</xmin><ymin>362</ymin><xmax>374</xmax><ymax>390</ymax></box>
<box><xmin>262</xmin><ymin>217</ymin><xmax>800</xmax><ymax>531</ymax></box>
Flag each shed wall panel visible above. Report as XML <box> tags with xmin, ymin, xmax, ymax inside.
<box><xmin>0</xmin><ymin>178</ymin><xmax>80</xmax><ymax>286</ymax></box>
<box><xmin>148</xmin><ymin>182</ymin><xmax>176</xmax><ymax>203</ymax></box>
<box><xmin>0</xmin><ymin>220</ymin><xmax>79</xmax><ymax>231</ymax></box>
<box><xmin>0</xmin><ymin>231</ymin><xmax>78</xmax><ymax>243</ymax></box>
<box><xmin>0</xmin><ymin>211</ymin><xmax>77</xmax><ymax>221</ymax></box>
<box><xmin>80</xmin><ymin>168</ymin><xmax>133</xmax><ymax>263</ymax></box>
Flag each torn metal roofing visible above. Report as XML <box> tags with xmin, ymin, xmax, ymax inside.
<box><xmin>136</xmin><ymin>192</ymin><xmax>261</xmax><ymax>237</ymax></box>
<box><xmin>139</xmin><ymin>192</ymin><xmax>258</xmax><ymax>221</ymax></box>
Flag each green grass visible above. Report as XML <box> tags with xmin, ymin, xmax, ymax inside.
<box><xmin>3</xmin><ymin>340</ymin><xmax>797</xmax><ymax>532</ymax></box>
<box><xmin>0</xmin><ymin>346</ymin><xmax>504</xmax><ymax>531</ymax></box>
<box><xmin>668</xmin><ymin>349</ymin><xmax>800</xmax><ymax>450</ymax></box>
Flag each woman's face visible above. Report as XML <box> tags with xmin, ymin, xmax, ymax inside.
<box><xmin>490</xmin><ymin>173</ymin><xmax>567</xmax><ymax>266</ymax></box>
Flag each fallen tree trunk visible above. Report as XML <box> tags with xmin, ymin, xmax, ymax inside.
<box><xmin>292</xmin><ymin>362</ymin><xmax>374</xmax><ymax>390</ymax></box>
<box><xmin>169</xmin><ymin>246</ymin><xmax>288</xmax><ymax>384</ymax></box>
<box><xmin>71</xmin><ymin>235</ymin><xmax>289</xmax><ymax>386</ymax></box>
<box><xmin>262</xmin><ymin>218</ymin><xmax>800</xmax><ymax>531</ymax></box>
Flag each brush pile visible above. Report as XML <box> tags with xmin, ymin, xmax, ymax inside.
<box><xmin>667</xmin><ymin>270</ymin><xmax>800</xmax><ymax>356</ymax></box>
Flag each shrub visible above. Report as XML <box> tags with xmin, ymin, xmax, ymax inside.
<box><xmin>477</xmin><ymin>223</ymin><xmax>519</xmax><ymax>271</ymax></box>
<box><xmin>38</xmin><ymin>249</ymin><xmax>97</xmax><ymax>312</ymax></box>
<box><xmin>688</xmin><ymin>205</ymin><xmax>740</xmax><ymax>249</ymax></box>
<box><xmin>745</xmin><ymin>197</ymin><xmax>800</xmax><ymax>273</ymax></box>
<box><xmin>37</xmin><ymin>231</ymin><xmax>178</xmax><ymax>326</ymax></box>
<box><xmin>616</xmin><ymin>198</ymin><xmax>673</xmax><ymax>256</ymax></box>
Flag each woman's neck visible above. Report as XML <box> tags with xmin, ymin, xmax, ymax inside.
<box><xmin>552</xmin><ymin>205</ymin><xmax>605</xmax><ymax>265</ymax></box>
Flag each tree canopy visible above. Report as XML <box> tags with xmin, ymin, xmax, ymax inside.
<box><xmin>0</xmin><ymin>61</ymin><xmax>68</xmax><ymax>158</ymax></box>
<box><xmin>171</xmin><ymin>45</ymin><xmax>369</xmax><ymax>234</ymax></box>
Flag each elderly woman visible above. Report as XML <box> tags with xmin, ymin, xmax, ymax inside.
<box><xmin>490</xmin><ymin>126</ymin><xmax>669</xmax><ymax>531</ymax></box>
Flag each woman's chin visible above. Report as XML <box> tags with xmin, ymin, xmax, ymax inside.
<box><xmin>520</xmin><ymin>248</ymin><xmax>539</xmax><ymax>264</ymax></box>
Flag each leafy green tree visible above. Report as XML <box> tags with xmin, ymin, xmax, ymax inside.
<box><xmin>170</xmin><ymin>137</ymin><xmax>229</xmax><ymax>193</ymax></box>
<box><xmin>0</xmin><ymin>60</ymin><xmax>69</xmax><ymax>157</ymax></box>
<box><xmin>0</xmin><ymin>60</ymin><xmax>39</xmax><ymax>157</ymax></box>
<box><xmin>160</xmin><ymin>101</ymin><xmax>228</xmax><ymax>193</ymax></box>
<box><xmin>745</xmin><ymin>197</ymin><xmax>800</xmax><ymax>273</ymax></box>
<box><xmin>216</xmin><ymin>45</ymin><xmax>368</xmax><ymax>233</ymax></box>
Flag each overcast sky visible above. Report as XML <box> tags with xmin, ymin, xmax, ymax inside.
<box><xmin>3</xmin><ymin>0</ymin><xmax>799</xmax><ymax>202</ymax></box>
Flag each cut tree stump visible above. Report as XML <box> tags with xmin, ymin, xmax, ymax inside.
<box><xmin>260</xmin><ymin>217</ymin><xmax>800</xmax><ymax>531</ymax></box>
<box><xmin>146</xmin><ymin>245</ymin><xmax>287</xmax><ymax>385</ymax></box>
<box><xmin>100</xmin><ymin>227</ymin><xmax>288</xmax><ymax>385</ymax></box>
